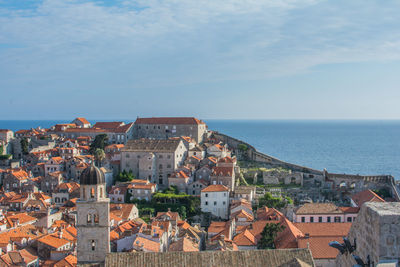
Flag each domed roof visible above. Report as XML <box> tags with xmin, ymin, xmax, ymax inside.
<box><xmin>80</xmin><ymin>164</ymin><xmax>105</xmax><ymax>185</ymax></box>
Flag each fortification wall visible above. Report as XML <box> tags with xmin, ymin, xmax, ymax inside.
<box><xmin>212</xmin><ymin>131</ymin><xmax>323</xmax><ymax>175</ymax></box>
<box><xmin>335</xmin><ymin>202</ymin><xmax>400</xmax><ymax>266</ymax></box>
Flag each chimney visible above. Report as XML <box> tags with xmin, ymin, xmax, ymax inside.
<box><xmin>59</xmin><ymin>231</ymin><xmax>63</xmax><ymax>239</ymax></box>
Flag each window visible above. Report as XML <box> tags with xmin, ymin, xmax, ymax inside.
<box><xmin>90</xmin><ymin>187</ymin><xmax>95</xmax><ymax>198</ymax></box>
<box><xmin>214</xmin><ymin>201</ymin><xmax>217</xmax><ymax>206</ymax></box>
<box><xmin>159</xmin><ymin>164</ymin><xmax>163</xmax><ymax>169</ymax></box>
<box><xmin>91</xmin><ymin>240</ymin><xmax>96</xmax><ymax>251</ymax></box>
<box><xmin>347</xmin><ymin>217</ymin><xmax>352</xmax><ymax>222</ymax></box>
<box><xmin>327</xmin><ymin>217</ymin><xmax>331</xmax><ymax>222</ymax></box>
<box><xmin>223</xmin><ymin>193</ymin><xmax>226</xmax><ymax>196</ymax></box>
<box><xmin>167</xmin><ymin>164</ymin><xmax>171</xmax><ymax>168</ymax></box>
<box><xmin>205</xmin><ymin>201</ymin><xmax>208</xmax><ymax>206</ymax></box>
<box><xmin>159</xmin><ymin>179</ymin><xmax>163</xmax><ymax>184</ymax></box>
<box><xmin>87</xmin><ymin>214</ymin><xmax>91</xmax><ymax>223</ymax></box>
<box><xmin>301</xmin><ymin>217</ymin><xmax>305</xmax><ymax>223</ymax></box>
<box><xmin>310</xmin><ymin>217</ymin><xmax>314</xmax><ymax>223</ymax></box>
<box><xmin>205</xmin><ymin>193</ymin><xmax>208</xmax><ymax>197</ymax></box>
<box><xmin>318</xmin><ymin>216</ymin><xmax>323</xmax><ymax>222</ymax></box>
<box><xmin>223</xmin><ymin>201</ymin><xmax>226</xmax><ymax>205</ymax></box>
<box><xmin>167</xmin><ymin>155</ymin><xmax>171</xmax><ymax>159</ymax></box>
<box><xmin>159</xmin><ymin>155</ymin><xmax>163</xmax><ymax>158</ymax></box>
<box><xmin>193</xmin><ymin>190</ymin><xmax>195</xmax><ymax>194</ymax></box>
<box><xmin>334</xmin><ymin>216</ymin><xmax>341</xmax><ymax>222</ymax></box>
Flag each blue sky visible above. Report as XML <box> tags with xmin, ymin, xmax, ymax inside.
<box><xmin>1</xmin><ymin>0</ymin><xmax>400</xmax><ymax>120</ymax></box>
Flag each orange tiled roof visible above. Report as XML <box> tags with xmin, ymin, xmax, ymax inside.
<box><xmin>0</xmin><ymin>249</ymin><xmax>37</xmax><ymax>266</ymax></box>
<box><xmin>233</xmin><ymin>229</ymin><xmax>257</xmax><ymax>247</ymax></box>
<box><xmin>133</xmin><ymin>236</ymin><xmax>160</xmax><ymax>252</ymax></box>
<box><xmin>168</xmin><ymin>237</ymin><xmax>199</xmax><ymax>252</ymax></box>
<box><xmin>351</xmin><ymin>189</ymin><xmax>385</xmax><ymax>207</ymax></box>
<box><xmin>169</xmin><ymin>171</ymin><xmax>189</xmax><ymax>179</ymax></box>
<box><xmin>53</xmin><ymin>254</ymin><xmax>77</xmax><ymax>267</ymax></box>
<box><xmin>5</xmin><ymin>213</ymin><xmax>37</xmax><ymax>228</ymax></box>
<box><xmin>37</xmin><ymin>234</ymin><xmax>70</xmax><ymax>249</ymax></box>
<box><xmin>295</xmin><ymin>203</ymin><xmax>343</xmax><ymax>215</ymax></box>
<box><xmin>201</xmin><ymin>184</ymin><xmax>229</xmax><ymax>192</ymax></box>
<box><xmin>10</xmin><ymin>170</ymin><xmax>29</xmax><ymax>181</ymax></box>
<box><xmin>75</xmin><ymin>117</ymin><xmax>90</xmax><ymax>125</ymax></box>
<box><xmin>212</xmin><ymin>166</ymin><xmax>234</xmax><ymax>177</ymax></box>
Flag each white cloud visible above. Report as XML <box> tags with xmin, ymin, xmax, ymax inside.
<box><xmin>1</xmin><ymin>0</ymin><xmax>400</xmax><ymax>109</ymax></box>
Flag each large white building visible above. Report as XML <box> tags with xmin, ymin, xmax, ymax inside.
<box><xmin>201</xmin><ymin>184</ymin><xmax>229</xmax><ymax>220</ymax></box>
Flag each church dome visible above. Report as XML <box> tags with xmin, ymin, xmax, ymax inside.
<box><xmin>80</xmin><ymin>164</ymin><xmax>105</xmax><ymax>185</ymax></box>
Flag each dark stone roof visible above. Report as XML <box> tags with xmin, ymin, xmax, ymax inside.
<box><xmin>104</xmin><ymin>249</ymin><xmax>314</xmax><ymax>267</ymax></box>
<box><xmin>80</xmin><ymin>165</ymin><xmax>105</xmax><ymax>185</ymax></box>
<box><xmin>123</xmin><ymin>139</ymin><xmax>181</xmax><ymax>152</ymax></box>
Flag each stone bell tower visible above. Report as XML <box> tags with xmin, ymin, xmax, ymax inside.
<box><xmin>77</xmin><ymin>164</ymin><xmax>110</xmax><ymax>264</ymax></box>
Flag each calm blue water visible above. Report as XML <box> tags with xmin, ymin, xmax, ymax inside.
<box><xmin>1</xmin><ymin>120</ymin><xmax>400</xmax><ymax>179</ymax></box>
<box><xmin>206</xmin><ymin>120</ymin><xmax>400</xmax><ymax>179</ymax></box>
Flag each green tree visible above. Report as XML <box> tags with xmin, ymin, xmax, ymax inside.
<box><xmin>90</xmin><ymin>134</ymin><xmax>108</xmax><ymax>154</ymax></box>
<box><xmin>257</xmin><ymin>223</ymin><xmax>285</xmax><ymax>249</ymax></box>
<box><xmin>115</xmin><ymin>170</ymin><xmax>135</xmax><ymax>183</ymax></box>
<box><xmin>258</xmin><ymin>192</ymin><xmax>290</xmax><ymax>209</ymax></box>
<box><xmin>178</xmin><ymin>206</ymin><xmax>187</xmax><ymax>220</ymax></box>
<box><xmin>20</xmin><ymin>138</ymin><xmax>29</xmax><ymax>155</ymax></box>
<box><xmin>238</xmin><ymin>144</ymin><xmax>248</xmax><ymax>151</ymax></box>
<box><xmin>94</xmin><ymin>148</ymin><xmax>105</xmax><ymax>167</ymax></box>
<box><xmin>0</xmin><ymin>145</ymin><xmax>3</xmax><ymax>155</ymax></box>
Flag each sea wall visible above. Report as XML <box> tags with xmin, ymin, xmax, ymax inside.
<box><xmin>211</xmin><ymin>131</ymin><xmax>400</xmax><ymax>200</ymax></box>
<box><xmin>211</xmin><ymin>131</ymin><xmax>322</xmax><ymax>175</ymax></box>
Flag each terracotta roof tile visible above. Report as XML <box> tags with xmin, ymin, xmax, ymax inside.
<box><xmin>201</xmin><ymin>184</ymin><xmax>229</xmax><ymax>192</ymax></box>
<box><xmin>351</xmin><ymin>189</ymin><xmax>385</xmax><ymax>207</ymax></box>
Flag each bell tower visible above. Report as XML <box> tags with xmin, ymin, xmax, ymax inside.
<box><xmin>77</xmin><ymin>164</ymin><xmax>110</xmax><ymax>264</ymax></box>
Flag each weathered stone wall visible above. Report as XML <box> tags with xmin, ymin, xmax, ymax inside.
<box><xmin>335</xmin><ymin>202</ymin><xmax>400</xmax><ymax>266</ymax></box>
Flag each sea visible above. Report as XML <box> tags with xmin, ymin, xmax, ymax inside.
<box><xmin>1</xmin><ymin>119</ymin><xmax>400</xmax><ymax>179</ymax></box>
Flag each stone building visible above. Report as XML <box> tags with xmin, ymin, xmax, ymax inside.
<box><xmin>0</xmin><ymin>129</ymin><xmax>14</xmax><ymax>143</ymax></box>
<box><xmin>120</xmin><ymin>139</ymin><xmax>188</xmax><ymax>189</ymax></box>
<box><xmin>210</xmin><ymin>166</ymin><xmax>236</xmax><ymax>192</ymax></box>
<box><xmin>133</xmin><ymin>117</ymin><xmax>208</xmax><ymax>143</ymax></box>
<box><xmin>77</xmin><ymin>165</ymin><xmax>110</xmax><ymax>265</ymax></box>
<box><xmin>263</xmin><ymin>169</ymin><xmax>303</xmax><ymax>185</ymax></box>
<box><xmin>335</xmin><ymin>202</ymin><xmax>400</xmax><ymax>266</ymax></box>
<box><xmin>41</xmin><ymin>171</ymin><xmax>64</xmax><ymax>194</ymax></box>
<box><xmin>51</xmin><ymin>121</ymin><xmax>134</xmax><ymax>145</ymax></box>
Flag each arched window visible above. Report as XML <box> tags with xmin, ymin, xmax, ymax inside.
<box><xmin>55</xmin><ymin>197</ymin><xmax>60</xmax><ymax>203</ymax></box>
<box><xmin>90</xmin><ymin>187</ymin><xmax>95</xmax><ymax>198</ymax></box>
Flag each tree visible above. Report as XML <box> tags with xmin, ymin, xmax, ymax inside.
<box><xmin>20</xmin><ymin>138</ymin><xmax>29</xmax><ymax>155</ymax></box>
<box><xmin>115</xmin><ymin>170</ymin><xmax>135</xmax><ymax>183</ymax></box>
<box><xmin>258</xmin><ymin>192</ymin><xmax>290</xmax><ymax>209</ymax></box>
<box><xmin>177</xmin><ymin>206</ymin><xmax>187</xmax><ymax>220</ymax></box>
<box><xmin>257</xmin><ymin>223</ymin><xmax>285</xmax><ymax>249</ymax></box>
<box><xmin>0</xmin><ymin>145</ymin><xmax>3</xmax><ymax>155</ymax></box>
<box><xmin>238</xmin><ymin>144</ymin><xmax>248</xmax><ymax>151</ymax></box>
<box><xmin>94</xmin><ymin>148</ymin><xmax>105</xmax><ymax>167</ymax></box>
<box><xmin>90</xmin><ymin>134</ymin><xmax>108</xmax><ymax>154</ymax></box>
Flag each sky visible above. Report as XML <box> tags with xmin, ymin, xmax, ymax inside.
<box><xmin>1</xmin><ymin>0</ymin><xmax>400</xmax><ymax>120</ymax></box>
